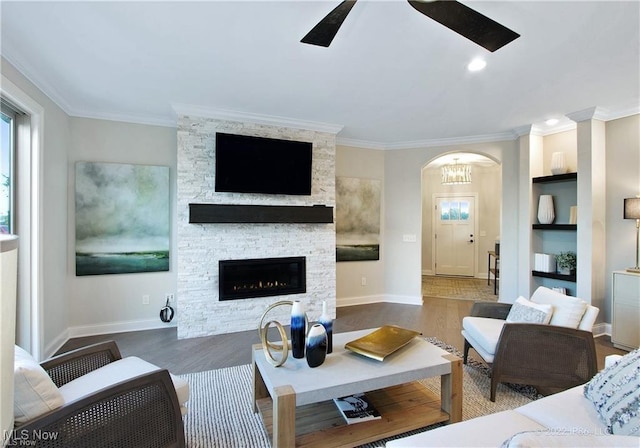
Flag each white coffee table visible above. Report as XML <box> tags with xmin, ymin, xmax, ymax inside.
<box><xmin>252</xmin><ymin>328</ymin><xmax>462</xmax><ymax>447</ymax></box>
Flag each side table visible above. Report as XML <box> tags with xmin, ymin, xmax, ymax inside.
<box><xmin>487</xmin><ymin>251</ymin><xmax>499</xmax><ymax>295</ymax></box>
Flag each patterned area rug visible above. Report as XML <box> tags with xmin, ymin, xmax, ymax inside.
<box><xmin>179</xmin><ymin>337</ymin><xmax>537</xmax><ymax>448</ymax></box>
<box><xmin>422</xmin><ymin>275</ymin><xmax>498</xmax><ymax>301</ymax></box>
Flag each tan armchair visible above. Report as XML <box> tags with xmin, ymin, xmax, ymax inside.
<box><xmin>462</xmin><ymin>287</ymin><xmax>599</xmax><ymax>401</ymax></box>
<box><xmin>10</xmin><ymin>341</ymin><xmax>187</xmax><ymax>448</ymax></box>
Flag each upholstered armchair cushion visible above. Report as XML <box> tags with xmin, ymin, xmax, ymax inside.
<box><xmin>530</xmin><ymin>287</ymin><xmax>589</xmax><ymax>329</ymax></box>
<box><xmin>506</xmin><ymin>297</ymin><xmax>553</xmax><ymax>324</ymax></box>
<box><xmin>463</xmin><ymin>287</ymin><xmax>600</xmax><ymax>364</ymax></box>
<box><xmin>10</xmin><ymin>341</ymin><xmax>187</xmax><ymax>448</ymax></box>
<box><xmin>462</xmin><ymin>288</ymin><xmax>599</xmax><ymax>401</ymax></box>
<box><xmin>461</xmin><ymin>317</ymin><xmax>505</xmax><ymax>363</ymax></box>
<box><xmin>13</xmin><ymin>346</ymin><xmax>64</xmax><ymax>424</ymax></box>
<box><xmin>58</xmin><ymin>356</ymin><xmax>190</xmax><ymax>416</ymax></box>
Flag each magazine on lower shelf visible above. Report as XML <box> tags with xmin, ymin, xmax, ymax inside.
<box><xmin>333</xmin><ymin>393</ymin><xmax>381</xmax><ymax>424</ymax></box>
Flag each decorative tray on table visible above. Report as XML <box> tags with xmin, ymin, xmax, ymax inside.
<box><xmin>344</xmin><ymin>325</ymin><xmax>421</xmax><ymax>361</ymax></box>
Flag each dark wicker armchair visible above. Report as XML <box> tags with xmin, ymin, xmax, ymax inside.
<box><xmin>463</xmin><ymin>301</ymin><xmax>598</xmax><ymax>402</ymax></box>
<box><xmin>10</xmin><ymin>341</ymin><xmax>185</xmax><ymax>448</ymax></box>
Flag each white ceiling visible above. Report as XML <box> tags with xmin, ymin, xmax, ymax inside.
<box><xmin>2</xmin><ymin>1</ymin><xmax>639</xmax><ymax>149</ymax></box>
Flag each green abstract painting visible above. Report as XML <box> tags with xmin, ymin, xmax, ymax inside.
<box><xmin>336</xmin><ymin>177</ymin><xmax>381</xmax><ymax>262</ymax></box>
<box><xmin>75</xmin><ymin>162</ymin><xmax>170</xmax><ymax>276</ymax></box>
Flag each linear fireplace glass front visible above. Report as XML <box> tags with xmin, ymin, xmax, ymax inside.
<box><xmin>219</xmin><ymin>257</ymin><xmax>306</xmax><ymax>300</ymax></box>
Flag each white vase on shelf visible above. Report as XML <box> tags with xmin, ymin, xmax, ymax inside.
<box><xmin>550</xmin><ymin>152</ymin><xmax>568</xmax><ymax>175</ymax></box>
<box><xmin>537</xmin><ymin>195</ymin><xmax>555</xmax><ymax>224</ymax></box>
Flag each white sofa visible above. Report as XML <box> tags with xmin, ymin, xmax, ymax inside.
<box><xmin>387</xmin><ymin>352</ymin><xmax>640</xmax><ymax>447</ymax></box>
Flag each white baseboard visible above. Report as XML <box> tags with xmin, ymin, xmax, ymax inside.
<box><xmin>337</xmin><ymin>295</ymin><xmax>386</xmax><ymax>307</ymax></box>
<box><xmin>592</xmin><ymin>322</ymin><xmax>611</xmax><ymax>338</ymax></box>
<box><xmin>337</xmin><ymin>294</ymin><xmax>423</xmax><ymax>307</ymax></box>
<box><xmin>421</xmin><ymin>270</ymin><xmax>487</xmax><ymax>280</ymax></box>
<box><xmin>68</xmin><ymin>319</ymin><xmax>177</xmax><ymax>339</ymax></box>
<box><xmin>43</xmin><ymin>319</ymin><xmax>177</xmax><ymax>359</ymax></box>
<box><xmin>384</xmin><ymin>294</ymin><xmax>423</xmax><ymax>305</ymax></box>
<box><xmin>43</xmin><ymin>328</ymin><xmax>70</xmax><ymax>360</ymax></box>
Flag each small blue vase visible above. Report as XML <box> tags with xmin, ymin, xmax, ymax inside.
<box><xmin>306</xmin><ymin>324</ymin><xmax>327</xmax><ymax>368</ymax></box>
<box><xmin>291</xmin><ymin>300</ymin><xmax>306</xmax><ymax>359</ymax></box>
<box><xmin>318</xmin><ymin>301</ymin><xmax>333</xmax><ymax>354</ymax></box>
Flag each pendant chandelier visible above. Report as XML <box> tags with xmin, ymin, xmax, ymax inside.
<box><xmin>441</xmin><ymin>158</ymin><xmax>472</xmax><ymax>185</ymax></box>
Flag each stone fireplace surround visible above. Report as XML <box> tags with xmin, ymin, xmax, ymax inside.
<box><xmin>177</xmin><ymin>115</ymin><xmax>337</xmax><ymax>338</ymax></box>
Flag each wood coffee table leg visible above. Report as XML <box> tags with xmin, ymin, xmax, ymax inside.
<box><xmin>273</xmin><ymin>385</ymin><xmax>296</xmax><ymax>448</ymax></box>
<box><xmin>252</xmin><ymin>346</ymin><xmax>269</xmax><ymax>413</ymax></box>
<box><xmin>440</xmin><ymin>354</ymin><xmax>463</xmax><ymax>423</ymax></box>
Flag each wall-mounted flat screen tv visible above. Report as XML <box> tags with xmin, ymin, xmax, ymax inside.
<box><xmin>215</xmin><ymin>133</ymin><xmax>313</xmax><ymax>195</ymax></box>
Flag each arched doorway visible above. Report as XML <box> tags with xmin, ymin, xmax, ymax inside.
<box><xmin>421</xmin><ymin>153</ymin><xmax>501</xmax><ymax>284</ymax></box>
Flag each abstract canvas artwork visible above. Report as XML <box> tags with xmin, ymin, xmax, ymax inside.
<box><xmin>336</xmin><ymin>177</ymin><xmax>381</xmax><ymax>262</ymax></box>
<box><xmin>75</xmin><ymin>162</ymin><xmax>170</xmax><ymax>276</ymax></box>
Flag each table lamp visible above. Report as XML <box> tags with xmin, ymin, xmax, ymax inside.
<box><xmin>624</xmin><ymin>197</ymin><xmax>640</xmax><ymax>273</ymax></box>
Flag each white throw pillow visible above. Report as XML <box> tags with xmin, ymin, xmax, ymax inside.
<box><xmin>530</xmin><ymin>287</ymin><xmax>588</xmax><ymax>328</ymax></box>
<box><xmin>506</xmin><ymin>296</ymin><xmax>553</xmax><ymax>324</ymax></box>
<box><xmin>584</xmin><ymin>348</ymin><xmax>640</xmax><ymax>436</ymax></box>
<box><xmin>14</xmin><ymin>345</ymin><xmax>64</xmax><ymax>424</ymax></box>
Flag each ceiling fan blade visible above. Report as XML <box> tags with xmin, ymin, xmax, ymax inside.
<box><xmin>408</xmin><ymin>0</ymin><xmax>519</xmax><ymax>52</ymax></box>
<box><xmin>301</xmin><ymin>0</ymin><xmax>358</xmax><ymax>47</ymax></box>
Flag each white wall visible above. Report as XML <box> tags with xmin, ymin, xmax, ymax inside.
<box><xmin>66</xmin><ymin>118</ymin><xmax>178</xmax><ymax>340</ymax></box>
<box><xmin>335</xmin><ymin>145</ymin><xmax>385</xmax><ymax>306</ymax></box>
<box><xmin>382</xmin><ymin>141</ymin><xmax>516</xmax><ymax>304</ymax></box>
<box><xmin>605</xmin><ymin>114</ymin><xmax>640</xmax><ymax>322</ymax></box>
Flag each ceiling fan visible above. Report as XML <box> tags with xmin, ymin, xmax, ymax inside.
<box><xmin>301</xmin><ymin>0</ymin><xmax>520</xmax><ymax>52</ymax></box>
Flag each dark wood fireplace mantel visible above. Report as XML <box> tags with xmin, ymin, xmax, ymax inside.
<box><xmin>189</xmin><ymin>203</ymin><xmax>334</xmax><ymax>224</ymax></box>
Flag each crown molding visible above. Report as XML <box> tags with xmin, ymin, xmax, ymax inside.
<box><xmin>338</xmin><ymin>131</ymin><xmax>516</xmax><ymax>151</ymax></box>
<box><xmin>172</xmin><ymin>103</ymin><xmax>344</xmax><ymax>135</ymax></box>
<box><xmin>68</xmin><ymin>109</ymin><xmax>177</xmax><ymax>128</ymax></box>
<box><xmin>512</xmin><ymin>124</ymin><xmax>544</xmax><ymax>138</ymax></box>
<box><xmin>540</xmin><ymin>121</ymin><xmax>577</xmax><ymax>136</ymax></box>
<box><xmin>335</xmin><ymin>137</ymin><xmax>388</xmax><ymax>150</ymax></box>
<box><xmin>604</xmin><ymin>104</ymin><xmax>640</xmax><ymax>121</ymax></box>
<box><xmin>566</xmin><ymin>106</ymin><xmax>610</xmax><ymax>123</ymax></box>
<box><xmin>384</xmin><ymin>132</ymin><xmax>517</xmax><ymax>150</ymax></box>
<box><xmin>2</xmin><ymin>50</ymin><xmax>75</xmax><ymax>117</ymax></box>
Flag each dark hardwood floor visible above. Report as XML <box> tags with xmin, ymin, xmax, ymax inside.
<box><xmin>57</xmin><ymin>296</ymin><xmax>627</xmax><ymax>374</ymax></box>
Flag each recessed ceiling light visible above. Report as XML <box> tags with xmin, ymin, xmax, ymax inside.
<box><xmin>545</xmin><ymin>118</ymin><xmax>559</xmax><ymax>126</ymax></box>
<box><xmin>467</xmin><ymin>58</ymin><xmax>487</xmax><ymax>72</ymax></box>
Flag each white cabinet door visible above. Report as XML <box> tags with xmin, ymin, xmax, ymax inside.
<box><xmin>612</xmin><ymin>271</ymin><xmax>640</xmax><ymax>351</ymax></box>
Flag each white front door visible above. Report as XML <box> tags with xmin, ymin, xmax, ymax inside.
<box><xmin>434</xmin><ymin>196</ymin><xmax>476</xmax><ymax>276</ymax></box>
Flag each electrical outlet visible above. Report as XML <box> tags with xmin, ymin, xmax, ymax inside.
<box><xmin>142</xmin><ymin>295</ymin><xmax>150</xmax><ymax>305</ymax></box>
<box><xmin>361</xmin><ymin>277</ymin><xmax>367</xmax><ymax>286</ymax></box>
<box><xmin>165</xmin><ymin>293</ymin><xmax>174</xmax><ymax>304</ymax></box>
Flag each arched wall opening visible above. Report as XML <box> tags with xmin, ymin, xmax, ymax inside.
<box><xmin>421</xmin><ymin>152</ymin><xmax>502</xmax><ymax>282</ymax></box>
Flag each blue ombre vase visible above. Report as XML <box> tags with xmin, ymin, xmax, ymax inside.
<box><xmin>291</xmin><ymin>300</ymin><xmax>306</xmax><ymax>359</ymax></box>
<box><xmin>305</xmin><ymin>324</ymin><xmax>327</xmax><ymax>368</ymax></box>
<box><xmin>318</xmin><ymin>301</ymin><xmax>333</xmax><ymax>354</ymax></box>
